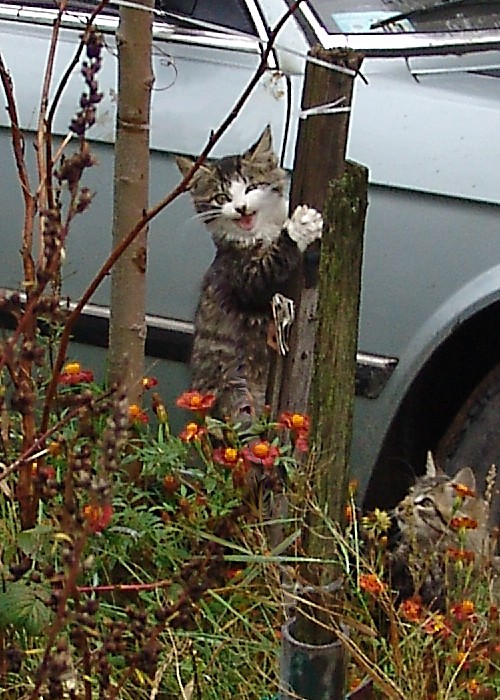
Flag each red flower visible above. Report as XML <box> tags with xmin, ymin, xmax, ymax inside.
<box><xmin>451</xmin><ymin>600</ymin><xmax>476</xmax><ymax>622</ymax></box>
<box><xmin>242</xmin><ymin>440</ymin><xmax>280</xmax><ymax>469</ymax></box>
<box><xmin>278</xmin><ymin>411</ymin><xmax>310</xmax><ymax>451</ymax></box>
<box><xmin>446</xmin><ymin>547</ymin><xmax>475</xmax><ymax>563</ymax></box>
<box><xmin>359</xmin><ymin>573</ymin><xmax>386</xmax><ymax>596</ymax></box>
<box><xmin>176</xmin><ymin>391</ymin><xmax>216</xmax><ymax>414</ymax></box>
<box><xmin>179</xmin><ymin>422</ymin><xmax>206</xmax><ymax>442</ymax></box>
<box><xmin>58</xmin><ymin>361</ymin><xmax>94</xmax><ymax>385</ymax></box>
<box><xmin>83</xmin><ymin>503</ymin><xmax>113</xmax><ymax>533</ymax></box>
<box><xmin>450</xmin><ymin>516</ymin><xmax>478</xmax><ymax>530</ymax></box>
<box><xmin>399</xmin><ymin>595</ymin><xmax>423</xmax><ymax>622</ymax></box>
<box><xmin>128</xmin><ymin>404</ymin><xmax>148</xmax><ymax>424</ymax></box>
<box><xmin>278</xmin><ymin>411</ymin><xmax>310</xmax><ymax>434</ymax></box>
<box><xmin>213</xmin><ymin>446</ymin><xmax>241</xmax><ymax>468</ymax></box>
<box><xmin>142</xmin><ymin>376</ymin><xmax>158</xmax><ymax>390</ymax></box>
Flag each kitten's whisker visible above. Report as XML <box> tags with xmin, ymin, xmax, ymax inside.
<box><xmin>192</xmin><ymin>210</ymin><xmax>219</xmax><ymax>224</ymax></box>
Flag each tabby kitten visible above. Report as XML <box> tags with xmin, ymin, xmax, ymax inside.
<box><xmin>177</xmin><ymin>126</ymin><xmax>322</xmax><ymax>422</ymax></box>
<box><xmin>391</xmin><ymin>453</ymin><xmax>498</xmax><ymax>607</ymax></box>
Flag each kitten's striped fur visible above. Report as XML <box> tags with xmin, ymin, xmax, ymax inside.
<box><xmin>177</xmin><ymin>127</ymin><xmax>322</xmax><ymax>421</ymax></box>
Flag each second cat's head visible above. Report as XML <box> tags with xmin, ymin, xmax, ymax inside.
<box><xmin>176</xmin><ymin>126</ymin><xmax>287</xmax><ymax>247</ymax></box>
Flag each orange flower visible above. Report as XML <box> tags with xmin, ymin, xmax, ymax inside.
<box><xmin>451</xmin><ymin>600</ymin><xmax>475</xmax><ymax>622</ymax></box>
<box><xmin>83</xmin><ymin>503</ymin><xmax>113</xmax><ymax>533</ymax></box>
<box><xmin>128</xmin><ymin>404</ymin><xmax>148</xmax><ymax>424</ymax></box>
<box><xmin>452</xmin><ymin>482</ymin><xmax>477</xmax><ymax>498</ymax></box>
<box><xmin>179</xmin><ymin>422</ymin><xmax>206</xmax><ymax>442</ymax></box>
<box><xmin>399</xmin><ymin>596</ymin><xmax>423</xmax><ymax>622</ymax></box>
<box><xmin>446</xmin><ymin>547</ymin><xmax>475</xmax><ymax>563</ymax></box>
<box><xmin>422</xmin><ymin>612</ymin><xmax>451</xmax><ymax>637</ymax></box>
<box><xmin>142</xmin><ymin>376</ymin><xmax>158</xmax><ymax>390</ymax></box>
<box><xmin>176</xmin><ymin>391</ymin><xmax>215</xmax><ymax>414</ymax></box>
<box><xmin>242</xmin><ymin>440</ymin><xmax>280</xmax><ymax>469</ymax></box>
<box><xmin>58</xmin><ymin>361</ymin><xmax>94</xmax><ymax>385</ymax></box>
<box><xmin>359</xmin><ymin>573</ymin><xmax>386</xmax><ymax>596</ymax></box>
<box><xmin>278</xmin><ymin>411</ymin><xmax>310</xmax><ymax>432</ymax></box>
<box><xmin>278</xmin><ymin>411</ymin><xmax>310</xmax><ymax>452</ymax></box>
<box><xmin>213</xmin><ymin>446</ymin><xmax>241</xmax><ymax>468</ymax></box>
<box><xmin>450</xmin><ymin>516</ymin><xmax>478</xmax><ymax>530</ymax></box>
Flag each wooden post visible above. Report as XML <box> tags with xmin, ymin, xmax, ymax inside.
<box><xmin>273</xmin><ymin>48</ymin><xmax>368</xmax><ymax>700</ymax></box>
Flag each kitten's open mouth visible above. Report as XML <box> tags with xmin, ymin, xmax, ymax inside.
<box><xmin>237</xmin><ymin>213</ymin><xmax>256</xmax><ymax>231</ymax></box>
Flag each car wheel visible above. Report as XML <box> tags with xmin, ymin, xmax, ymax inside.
<box><xmin>437</xmin><ymin>363</ymin><xmax>500</xmax><ymax>530</ymax></box>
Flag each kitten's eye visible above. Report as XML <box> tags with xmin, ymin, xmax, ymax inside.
<box><xmin>245</xmin><ymin>184</ymin><xmax>259</xmax><ymax>193</ymax></box>
<box><xmin>415</xmin><ymin>496</ymin><xmax>434</xmax><ymax>508</ymax></box>
<box><xmin>213</xmin><ymin>193</ymin><xmax>230</xmax><ymax>205</ymax></box>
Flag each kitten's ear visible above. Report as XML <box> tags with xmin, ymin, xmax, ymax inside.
<box><xmin>246</xmin><ymin>125</ymin><xmax>275</xmax><ymax>162</ymax></box>
<box><xmin>425</xmin><ymin>451</ymin><xmax>437</xmax><ymax>478</ymax></box>
<box><xmin>176</xmin><ymin>155</ymin><xmax>197</xmax><ymax>181</ymax></box>
<box><xmin>451</xmin><ymin>466</ymin><xmax>477</xmax><ymax>493</ymax></box>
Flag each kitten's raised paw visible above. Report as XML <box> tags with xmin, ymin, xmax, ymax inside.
<box><xmin>286</xmin><ymin>205</ymin><xmax>323</xmax><ymax>252</ymax></box>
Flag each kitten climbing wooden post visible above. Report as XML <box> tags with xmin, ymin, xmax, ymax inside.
<box><xmin>273</xmin><ymin>48</ymin><xmax>368</xmax><ymax>700</ymax></box>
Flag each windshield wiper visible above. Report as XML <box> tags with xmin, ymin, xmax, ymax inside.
<box><xmin>370</xmin><ymin>0</ymin><xmax>492</xmax><ymax>30</ymax></box>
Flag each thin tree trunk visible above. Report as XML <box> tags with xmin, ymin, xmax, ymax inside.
<box><xmin>108</xmin><ymin>0</ymin><xmax>154</xmax><ymax>415</ymax></box>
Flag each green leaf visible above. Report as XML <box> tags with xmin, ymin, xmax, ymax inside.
<box><xmin>0</xmin><ymin>580</ymin><xmax>51</xmax><ymax>635</ymax></box>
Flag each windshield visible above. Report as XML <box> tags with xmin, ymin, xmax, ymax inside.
<box><xmin>309</xmin><ymin>1</ymin><xmax>500</xmax><ymax>34</ymax></box>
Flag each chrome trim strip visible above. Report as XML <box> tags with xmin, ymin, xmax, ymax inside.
<box><xmin>298</xmin><ymin>3</ymin><xmax>500</xmax><ymax>55</ymax></box>
<box><xmin>0</xmin><ymin>3</ymin><xmax>263</xmax><ymax>54</ymax></box>
<box><xmin>0</xmin><ymin>289</ymin><xmax>397</xmax><ymax>398</ymax></box>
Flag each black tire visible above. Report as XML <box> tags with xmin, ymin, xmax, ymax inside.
<box><xmin>437</xmin><ymin>363</ymin><xmax>500</xmax><ymax>530</ymax></box>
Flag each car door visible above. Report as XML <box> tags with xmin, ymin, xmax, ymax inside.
<box><xmin>0</xmin><ymin>1</ymin><xmax>291</xmax><ymax>324</ymax></box>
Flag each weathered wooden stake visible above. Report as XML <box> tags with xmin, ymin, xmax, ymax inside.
<box><xmin>272</xmin><ymin>48</ymin><xmax>368</xmax><ymax>700</ymax></box>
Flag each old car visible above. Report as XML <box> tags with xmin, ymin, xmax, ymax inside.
<box><xmin>1</xmin><ymin>0</ymin><xmax>500</xmax><ymax>518</ymax></box>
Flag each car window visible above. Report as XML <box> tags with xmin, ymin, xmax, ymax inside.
<box><xmin>308</xmin><ymin>0</ymin><xmax>500</xmax><ymax>34</ymax></box>
<box><xmin>156</xmin><ymin>0</ymin><xmax>256</xmax><ymax>34</ymax></box>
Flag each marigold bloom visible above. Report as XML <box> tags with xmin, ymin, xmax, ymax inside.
<box><xmin>58</xmin><ymin>361</ymin><xmax>94</xmax><ymax>385</ymax></box>
<box><xmin>176</xmin><ymin>390</ymin><xmax>215</xmax><ymax>413</ymax></box>
<box><xmin>278</xmin><ymin>412</ymin><xmax>310</xmax><ymax>452</ymax></box>
<box><xmin>128</xmin><ymin>404</ymin><xmax>148</xmax><ymax>424</ymax></box>
<box><xmin>446</xmin><ymin>547</ymin><xmax>475</xmax><ymax>563</ymax></box>
<box><xmin>422</xmin><ymin>612</ymin><xmax>451</xmax><ymax>637</ymax></box>
<box><xmin>278</xmin><ymin>411</ymin><xmax>310</xmax><ymax>433</ymax></box>
<box><xmin>359</xmin><ymin>573</ymin><xmax>386</xmax><ymax>596</ymax></box>
<box><xmin>83</xmin><ymin>503</ymin><xmax>113</xmax><ymax>533</ymax></box>
<box><xmin>179</xmin><ymin>422</ymin><xmax>206</xmax><ymax>442</ymax></box>
<box><xmin>242</xmin><ymin>440</ymin><xmax>280</xmax><ymax>469</ymax></box>
<box><xmin>450</xmin><ymin>516</ymin><xmax>478</xmax><ymax>530</ymax></box>
<box><xmin>452</xmin><ymin>482</ymin><xmax>477</xmax><ymax>498</ymax></box>
<box><xmin>213</xmin><ymin>446</ymin><xmax>241</xmax><ymax>468</ymax></box>
<box><xmin>451</xmin><ymin>599</ymin><xmax>475</xmax><ymax>622</ymax></box>
<box><xmin>142</xmin><ymin>376</ymin><xmax>158</xmax><ymax>390</ymax></box>
<box><xmin>399</xmin><ymin>596</ymin><xmax>423</xmax><ymax>622</ymax></box>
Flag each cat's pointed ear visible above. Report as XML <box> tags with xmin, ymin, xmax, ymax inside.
<box><xmin>176</xmin><ymin>155</ymin><xmax>197</xmax><ymax>181</ymax></box>
<box><xmin>425</xmin><ymin>451</ymin><xmax>437</xmax><ymax>478</ymax></box>
<box><xmin>451</xmin><ymin>466</ymin><xmax>477</xmax><ymax>493</ymax></box>
<box><xmin>246</xmin><ymin>125</ymin><xmax>274</xmax><ymax>162</ymax></box>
